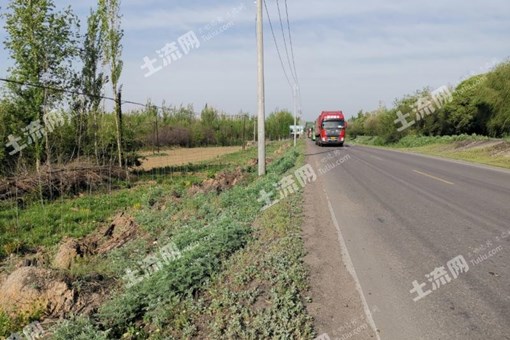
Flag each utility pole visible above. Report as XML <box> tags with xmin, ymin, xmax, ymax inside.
<box><xmin>242</xmin><ymin>113</ymin><xmax>247</xmax><ymax>151</ymax></box>
<box><xmin>257</xmin><ymin>0</ymin><xmax>266</xmax><ymax>176</ymax></box>
<box><xmin>155</xmin><ymin>105</ymin><xmax>160</xmax><ymax>154</ymax></box>
<box><xmin>293</xmin><ymin>85</ymin><xmax>298</xmax><ymax>147</ymax></box>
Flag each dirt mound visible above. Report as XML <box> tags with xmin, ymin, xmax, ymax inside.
<box><xmin>53</xmin><ymin>238</ymin><xmax>83</xmax><ymax>270</ymax></box>
<box><xmin>0</xmin><ymin>267</ymin><xmax>74</xmax><ymax>318</ymax></box>
<box><xmin>0</xmin><ymin>211</ymin><xmax>141</xmax><ymax>324</ymax></box>
<box><xmin>94</xmin><ymin>212</ymin><xmax>141</xmax><ymax>254</ymax></box>
<box><xmin>275</xmin><ymin>143</ymin><xmax>291</xmax><ymax>155</ymax></box>
<box><xmin>1</xmin><ymin>213</ymin><xmax>141</xmax><ymax>318</ymax></box>
<box><xmin>189</xmin><ymin>167</ymin><xmax>246</xmax><ymax>195</ymax></box>
<box><xmin>14</xmin><ymin>249</ymin><xmax>49</xmax><ymax>269</ymax></box>
<box><xmin>0</xmin><ymin>266</ymin><xmax>112</xmax><ymax>320</ymax></box>
<box><xmin>248</xmin><ymin>158</ymin><xmax>258</xmax><ymax>167</ymax></box>
<box><xmin>247</xmin><ymin>158</ymin><xmax>274</xmax><ymax>168</ymax></box>
<box><xmin>51</xmin><ymin>213</ymin><xmax>141</xmax><ymax>269</ymax></box>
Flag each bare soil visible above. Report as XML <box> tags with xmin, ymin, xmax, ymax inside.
<box><xmin>452</xmin><ymin>140</ymin><xmax>504</xmax><ymax>151</ymax></box>
<box><xmin>137</xmin><ymin>146</ymin><xmax>243</xmax><ymax>170</ymax></box>
<box><xmin>0</xmin><ymin>212</ymin><xmax>145</xmax><ymax>324</ymax></box>
<box><xmin>188</xmin><ymin>166</ymin><xmax>247</xmax><ymax>195</ymax></box>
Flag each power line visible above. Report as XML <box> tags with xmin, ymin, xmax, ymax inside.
<box><xmin>284</xmin><ymin>0</ymin><xmax>300</xmax><ymax>90</ymax></box>
<box><xmin>282</xmin><ymin>0</ymin><xmax>302</xmax><ymax>141</ymax></box>
<box><xmin>276</xmin><ymin>0</ymin><xmax>298</xmax><ymax>85</ymax></box>
<box><xmin>263</xmin><ymin>0</ymin><xmax>293</xmax><ymax>90</ymax></box>
<box><xmin>0</xmin><ymin>77</ymin><xmax>159</xmax><ymax>109</ymax></box>
<box><xmin>264</xmin><ymin>0</ymin><xmax>302</xmax><ymax>147</ymax></box>
<box><xmin>282</xmin><ymin>0</ymin><xmax>301</xmax><ymax>118</ymax></box>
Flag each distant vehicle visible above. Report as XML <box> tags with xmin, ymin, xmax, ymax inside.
<box><xmin>315</xmin><ymin>111</ymin><xmax>346</xmax><ymax>147</ymax></box>
<box><xmin>304</xmin><ymin>122</ymin><xmax>315</xmax><ymax>139</ymax></box>
<box><xmin>289</xmin><ymin>125</ymin><xmax>305</xmax><ymax>137</ymax></box>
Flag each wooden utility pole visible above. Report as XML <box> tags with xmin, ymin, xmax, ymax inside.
<box><xmin>115</xmin><ymin>90</ymin><xmax>123</xmax><ymax>168</ymax></box>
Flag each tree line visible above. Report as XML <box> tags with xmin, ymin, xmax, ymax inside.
<box><xmin>348</xmin><ymin>60</ymin><xmax>510</xmax><ymax>143</ymax></box>
<box><xmin>0</xmin><ymin>0</ymin><xmax>296</xmax><ymax>177</ymax></box>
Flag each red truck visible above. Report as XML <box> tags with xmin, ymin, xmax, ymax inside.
<box><xmin>315</xmin><ymin>111</ymin><xmax>347</xmax><ymax>147</ymax></box>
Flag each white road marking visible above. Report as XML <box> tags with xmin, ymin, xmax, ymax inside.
<box><xmin>324</xmin><ymin>189</ymin><xmax>381</xmax><ymax>340</ymax></box>
<box><xmin>412</xmin><ymin>169</ymin><xmax>454</xmax><ymax>185</ymax></box>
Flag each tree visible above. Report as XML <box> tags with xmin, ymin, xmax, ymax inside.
<box><xmin>347</xmin><ymin>110</ymin><xmax>367</xmax><ymax>138</ymax></box>
<box><xmin>75</xmin><ymin>8</ymin><xmax>108</xmax><ymax>162</ymax></box>
<box><xmin>201</xmin><ymin>104</ymin><xmax>218</xmax><ymax>123</ymax></box>
<box><xmin>99</xmin><ymin>0</ymin><xmax>124</xmax><ymax>167</ymax></box>
<box><xmin>441</xmin><ymin>74</ymin><xmax>487</xmax><ymax>135</ymax></box>
<box><xmin>2</xmin><ymin>0</ymin><xmax>79</xmax><ymax>170</ymax></box>
<box><xmin>266</xmin><ymin>110</ymin><xmax>294</xmax><ymax>140</ymax></box>
<box><xmin>480</xmin><ymin>61</ymin><xmax>510</xmax><ymax>136</ymax></box>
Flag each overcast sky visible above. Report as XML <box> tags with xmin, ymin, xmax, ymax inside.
<box><xmin>1</xmin><ymin>0</ymin><xmax>509</xmax><ymax>121</ymax></box>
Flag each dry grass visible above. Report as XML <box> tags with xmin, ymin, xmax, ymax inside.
<box><xmin>0</xmin><ymin>161</ymin><xmax>125</xmax><ymax>201</ymax></box>
<box><xmin>401</xmin><ymin>141</ymin><xmax>510</xmax><ymax>169</ymax></box>
<box><xmin>137</xmin><ymin>146</ymin><xmax>243</xmax><ymax>171</ymax></box>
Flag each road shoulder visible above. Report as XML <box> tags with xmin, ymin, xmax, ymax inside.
<box><xmin>303</xmin><ymin>142</ymin><xmax>377</xmax><ymax>340</ymax></box>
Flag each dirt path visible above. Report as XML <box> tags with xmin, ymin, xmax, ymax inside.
<box><xmin>303</xmin><ymin>141</ymin><xmax>378</xmax><ymax>340</ymax></box>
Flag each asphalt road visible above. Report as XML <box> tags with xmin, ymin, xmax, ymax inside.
<box><xmin>306</xmin><ymin>141</ymin><xmax>510</xmax><ymax>340</ymax></box>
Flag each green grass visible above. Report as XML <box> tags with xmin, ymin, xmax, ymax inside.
<box><xmin>185</xmin><ymin>143</ymin><xmax>315</xmax><ymax>339</ymax></box>
<box><xmin>0</xmin><ymin>187</ymin><xmax>145</xmax><ymax>259</ymax></box>
<box><xmin>0</xmin><ymin>143</ymin><xmax>284</xmax><ymax>260</ymax></box>
<box><xmin>351</xmin><ymin>134</ymin><xmax>491</xmax><ymax>147</ymax></box>
<box><xmin>46</xmin><ymin>140</ymin><xmax>313</xmax><ymax>339</ymax></box>
<box><xmin>93</xmin><ymin>146</ymin><xmax>301</xmax><ymax>338</ymax></box>
<box><xmin>0</xmin><ymin>141</ymin><xmax>308</xmax><ymax>338</ymax></box>
<box><xmin>399</xmin><ymin>144</ymin><xmax>510</xmax><ymax>169</ymax></box>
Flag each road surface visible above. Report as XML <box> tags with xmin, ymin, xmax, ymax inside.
<box><xmin>305</xmin><ymin>141</ymin><xmax>510</xmax><ymax>340</ymax></box>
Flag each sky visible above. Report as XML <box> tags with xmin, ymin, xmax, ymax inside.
<box><xmin>0</xmin><ymin>0</ymin><xmax>509</xmax><ymax>121</ymax></box>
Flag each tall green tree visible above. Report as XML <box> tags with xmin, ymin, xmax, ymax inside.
<box><xmin>442</xmin><ymin>75</ymin><xmax>487</xmax><ymax>135</ymax></box>
<box><xmin>75</xmin><ymin>8</ymin><xmax>107</xmax><ymax>162</ymax></box>
<box><xmin>98</xmin><ymin>0</ymin><xmax>124</xmax><ymax>167</ymax></box>
<box><xmin>480</xmin><ymin>61</ymin><xmax>510</xmax><ymax>136</ymax></box>
<box><xmin>266</xmin><ymin>110</ymin><xmax>294</xmax><ymax>140</ymax></box>
<box><xmin>2</xmin><ymin>0</ymin><xmax>79</xmax><ymax>169</ymax></box>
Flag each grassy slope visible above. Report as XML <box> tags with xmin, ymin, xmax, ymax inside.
<box><xmin>351</xmin><ymin>135</ymin><xmax>510</xmax><ymax>170</ymax></box>
<box><xmin>9</xmin><ymin>141</ymin><xmax>314</xmax><ymax>339</ymax></box>
<box><xmin>0</xmin><ymin>147</ymin><xmax>262</xmax><ymax>260</ymax></box>
<box><xmin>181</xmin><ymin>142</ymin><xmax>314</xmax><ymax>339</ymax></box>
<box><xmin>0</xmin><ymin>144</ymin><xmax>262</xmax><ymax>336</ymax></box>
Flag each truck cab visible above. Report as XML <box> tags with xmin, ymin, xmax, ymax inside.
<box><xmin>315</xmin><ymin>111</ymin><xmax>346</xmax><ymax>147</ymax></box>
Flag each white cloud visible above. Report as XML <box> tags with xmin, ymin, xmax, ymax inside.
<box><xmin>1</xmin><ymin>0</ymin><xmax>509</xmax><ymax>121</ymax></box>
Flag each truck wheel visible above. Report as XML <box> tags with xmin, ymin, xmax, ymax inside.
<box><xmin>339</xmin><ymin>142</ymin><xmax>344</xmax><ymax>147</ymax></box>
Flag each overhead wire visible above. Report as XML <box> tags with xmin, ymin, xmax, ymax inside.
<box><xmin>264</xmin><ymin>0</ymin><xmax>302</xmax><ymax>117</ymax></box>
<box><xmin>0</xmin><ymin>77</ymin><xmax>160</xmax><ymax>109</ymax></box>
<box><xmin>276</xmin><ymin>0</ymin><xmax>298</xmax><ymax>86</ymax></box>
<box><xmin>284</xmin><ymin>0</ymin><xmax>300</xmax><ymax>89</ymax></box>
<box><xmin>263</xmin><ymin>0</ymin><xmax>294</xmax><ymax>90</ymax></box>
